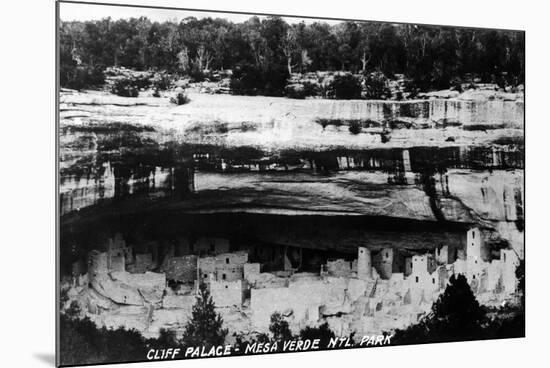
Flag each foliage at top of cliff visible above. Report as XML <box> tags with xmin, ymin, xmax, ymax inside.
<box><xmin>60</xmin><ymin>15</ymin><xmax>524</xmax><ymax>92</ymax></box>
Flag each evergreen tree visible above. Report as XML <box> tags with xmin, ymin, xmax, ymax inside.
<box><xmin>269</xmin><ymin>312</ymin><xmax>293</xmax><ymax>342</ymax></box>
<box><xmin>59</xmin><ymin>314</ymin><xmax>147</xmax><ymax>365</ymax></box>
<box><xmin>492</xmin><ymin>259</ymin><xmax>525</xmax><ymax>338</ymax></box>
<box><xmin>181</xmin><ymin>283</ymin><xmax>228</xmax><ymax>347</ymax></box>
<box><xmin>299</xmin><ymin>322</ymin><xmax>335</xmax><ymax>348</ymax></box>
<box><xmin>147</xmin><ymin>328</ymin><xmax>180</xmax><ymax>350</ymax></box>
<box><xmin>393</xmin><ymin>274</ymin><xmax>487</xmax><ymax>344</ymax></box>
<box><xmin>429</xmin><ymin>274</ymin><xmax>486</xmax><ymax>338</ymax></box>
<box><xmin>516</xmin><ymin>259</ymin><xmax>525</xmax><ymax>308</ymax></box>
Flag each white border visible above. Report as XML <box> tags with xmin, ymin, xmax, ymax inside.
<box><xmin>2</xmin><ymin>0</ymin><xmax>547</xmax><ymax>367</ymax></box>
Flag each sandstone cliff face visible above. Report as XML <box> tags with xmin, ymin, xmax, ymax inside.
<box><xmin>59</xmin><ymin>90</ymin><xmax>523</xmax><ymax>215</ymax></box>
<box><xmin>60</xmin><ymin>90</ymin><xmax>522</xmax><ymax>151</ymax></box>
<box><xmin>436</xmin><ymin>169</ymin><xmax>524</xmax><ymax>256</ymax></box>
<box><xmin>60</xmin><ymin>89</ymin><xmax>524</xmax><ymax>265</ymax></box>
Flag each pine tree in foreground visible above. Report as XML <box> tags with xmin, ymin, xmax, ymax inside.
<box><xmin>181</xmin><ymin>282</ymin><xmax>228</xmax><ymax>348</ymax></box>
<box><xmin>393</xmin><ymin>274</ymin><xmax>487</xmax><ymax>344</ymax></box>
<box><xmin>269</xmin><ymin>312</ymin><xmax>293</xmax><ymax>342</ymax></box>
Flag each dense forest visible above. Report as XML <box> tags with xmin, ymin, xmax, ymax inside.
<box><xmin>59</xmin><ymin>15</ymin><xmax>524</xmax><ymax>94</ymax></box>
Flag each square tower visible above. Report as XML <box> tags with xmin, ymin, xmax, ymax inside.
<box><xmin>501</xmin><ymin>249</ymin><xmax>520</xmax><ymax>294</ymax></box>
<box><xmin>466</xmin><ymin>227</ymin><xmax>482</xmax><ymax>262</ymax></box>
<box><xmin>357</xmin><ymin>247</ymin><xmax>372</xmax><ymax>280</ymax></box>
<box><xmin>411</xmin><ymin>254</ymin><xmax>437</xmax><ymax>276</ymax></box>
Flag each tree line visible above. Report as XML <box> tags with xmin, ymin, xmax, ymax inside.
<box><xmin>60</xmin><ymin>16</ymin><xmax>524</xmax><ymax>92</ymax></box>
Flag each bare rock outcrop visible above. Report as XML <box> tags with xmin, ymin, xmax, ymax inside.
<box><xmin>90</xmin><ymin>271</ymin><xmax>166</xmax><ymax>306</ymax></box>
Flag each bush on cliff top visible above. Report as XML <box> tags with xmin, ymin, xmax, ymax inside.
<box><xmin>363</xmin><ymin>72</ymin><xmax>392</xmax><ymax>100</ymax></box>
<box><xmin>326</xmin><ymin>74</ymin><xmax>362</xmax><ymax>100</ymax></box>
<box><xmin>230</xmin><ymin>63</ymin><xmax>289</xmax><ymax>97</ymax></box>
<box><xmin>60</xmin><ymin>64</ymin><xmax>105</xmax><ymax>90</ymax></box>
<box><xmin>111</xmin><ymin>78</ymin><xmax>139</xmax><ymax>97</ymax></box>
<box><xmin>170</xmin><ymin>91</ymin><xmax>191</xmax><ymax>105</ymax></box>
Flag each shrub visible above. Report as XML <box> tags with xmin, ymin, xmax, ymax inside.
<box><xmin>109</xmin><ymin>70</ymin><xmax>156</xmax><ymax>97</ymax></box>
<box><xmin>216</xmin><ymin>123</ymin><xmax>229</xmax><ymax>134</ymax></box>
<box><xmin>303</xmin><ymin>81</ymin><xmax>320</xmax><ymax>96</ymax></box>
<box><xmin>386</xmin><ymin>119</ymin><xmax>413</xmax><ymax>129</ymax></box>
<box><xmin>230</xmin><ymin>63</ymin><xmax>289</xmax><ymax>97</ymax></box>
<box><xmin>317</xmin><ymin>118</ymin><xmax>331</xmax><ymax>130</ymax></box>
<box><xmin>187</xmin><ymin>66</ymin><xmax>209</xmax><ymax>83</ymax></box>
<box><xmin>65</xmin><ymin>301</ymin><xmax>82</xmax><ymax>319</ymax></box>
<box><xmin>132</xmin><ymin>75</ymin><xmax>153</xmax><ymax>90</ymax></box>
<box><xmin>316</xmin><ymin>118</ymin><xmax>344</xmax><ymax>130</ymax></box>
<box><xmin>230</xmin><ymin>64</ymin><xmax>264</xmax><ymax>95</ymax></box>
<box><xmin>299</xmin><ymin>322</ymin><xmax>335</xmax><ymax>348</ymax></box>
<box><xmin>170</xmin><ymin>91</ymin><xmax>190</xmax><ymax>105</ymax></box>
<box><xmin>317</xmin><ymin>118</ymin><xmax>380</xmax><ymax>132</ymax></box>
<box><xmin>60</xmin><ymin>64</ymin><xmax>105</xmax><ymax>90</ymax></box>
<box><xmin>285</xmin><ymin>84</ymin><xmax>306</xmax><ymax>99</ymax></box>
<box><xmin>363</xmin><ymin>72</ymin><xmax>392</xmax><ymax>100</ymax></box>
<box><xmin>348</xmin><ymin>120</ymin><xmax>362</xmax><ymax>134</ymax></box>
<box><xmin>112</xmin><ymin>78</ymin><xmax>139</xmax><ymax>97</ymax></box>
<box><xmin>403</xmin><ymin>79</ymin><xmax>422</xmax><ymax>98</ymax></box>
<box><xmin>285</xmin><ymin>81</ymin><xmax>320</xmax><ymax>99</ymax></box>
<box><xmin>152</xmin><ymin>72</ymin><xmax>174</xmax><ymax>91</ymax></box>
<box><xmin>263</xmin><ymin>65</ymin><xmax>290</xmax><ymax>96</ymax></box>
<box><xmin>450</xmin><ymin>78</ymin><xmax>464</xmax><ymax>93</ymax></box>
<box><xmin>327</xmin><ymin>74</ymin><xmax>362</xmax><ymax>99</ymax></box>
<box><xmin>239</xmin><ymin>122</ymin><xmax>257</xmax><ymax>132</ymax></box>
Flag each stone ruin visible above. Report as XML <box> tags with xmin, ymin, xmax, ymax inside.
<box><xmin>63</xmin><ymin>227</ymin><xmax>522</xmax><ymax>339</ymax></box>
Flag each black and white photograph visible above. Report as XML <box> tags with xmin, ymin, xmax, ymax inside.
<box><xmin>55</xmin><ymin>0</ymin><xmax>526</xmax><ymax>366</ymax></box>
